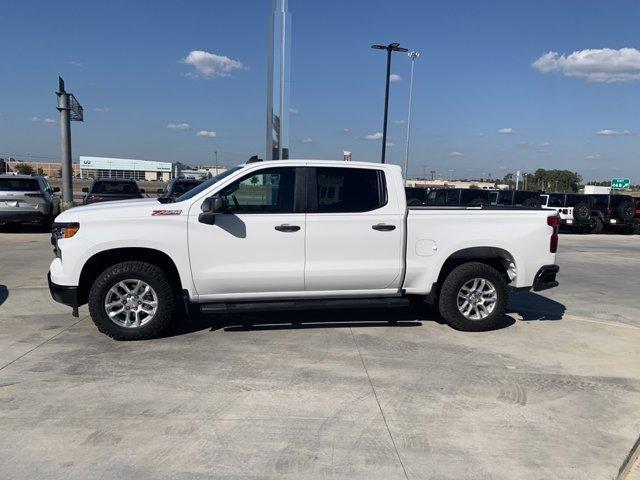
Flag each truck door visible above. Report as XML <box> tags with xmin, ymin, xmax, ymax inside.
<box><xmin>303</xmin><ymin>166</ymin><xmax>404</xmax><ymax>293</ymax></box>
<box><xmin>188</xmin><ymin>166</ymin><xmax>305</xmax><ymax>299</ymax></box>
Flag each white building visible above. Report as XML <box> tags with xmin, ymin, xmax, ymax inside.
<box><xmin>79</xmin><ymin>156</ymin><xmax>173</xmax><ymax>181</ymax></box>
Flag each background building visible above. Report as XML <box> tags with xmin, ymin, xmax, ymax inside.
<box><xmin>406</xmin><ymin>179</ymin><xmax>496</xmax><ymax>190</ymax></box>
<box><xmin>1</xmin><ymin>159</ymin><xmax>80</xmax><ymax>177</ymax></box>
<box><xmin>79</xmin><ymin>156</ymin><xmax>172</xmax><ymax>181</ymax></box>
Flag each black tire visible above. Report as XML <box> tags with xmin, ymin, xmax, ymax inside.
<box><xmin>616</xmin><ymin>201</ymin><xmax>635</xmax><ymax>222</ymax></box>
<box><xmin>438</xmin><ymin>262</ymin><xmax>507</xmax><ymax>332</ymax></box>
<box><xmin>522</xmin><ymin>197</ymin><xmax>541</xmax><ymax>208</ymax></box>
<box><xmin>589</xmin><ymin>215</ymin><xmax>603</xmax><ymax>234</ymax></box>
<box><xmin>572</xmin><ymin>202</ymin><xmax>591</xmax><ymax>222</ymax></box>
<box><xmin>632</xmin><ymin>218</ymin><xmax>640</xmax><ymax>235</ymax></box>
<box><xmin>88</xmin><ymin>261</ymin><xmax>176</xmax><ymax>340</ymax></box>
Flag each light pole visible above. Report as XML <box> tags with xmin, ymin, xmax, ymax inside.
<box><xmin>371</xmin><ymin>42</ymin><xmax>408</xmax><ymax>164</ymax></box>
<box><xmin>402</xmin><ymin>51</ymin><xmax>420</xmax><ymax>181</ymax></box>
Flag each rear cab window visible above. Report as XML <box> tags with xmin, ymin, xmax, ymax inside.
<box><xmin>91</xmin><ymin>181</ymin><xmax>140</xmax><ymax>194</ymax></box>
<box><xmin>0</xmin><ymin>178</ymin><xmax>40</xmax><ymax>191</ymax></box>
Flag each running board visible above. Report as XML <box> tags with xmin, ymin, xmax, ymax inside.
<box><xmin>199</xmin><ymin>297</ymin><xmax>410</xmax><ymax>314</ymax></box>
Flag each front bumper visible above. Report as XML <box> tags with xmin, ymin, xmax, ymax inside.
<box><xmin>48</xmin><ymin>272</ymin><xmax>80</xmax><ymax>307</ymax></box>
<box><xmin>532</xmin><ymin>265</ymin><xmax>559</xmax><ymax>292</ymax></box>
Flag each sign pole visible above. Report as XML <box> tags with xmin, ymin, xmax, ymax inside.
<box><xmin>56</xmin><ymin>77</ymin><xmax>73</xmax><ymax>210</ymax></box>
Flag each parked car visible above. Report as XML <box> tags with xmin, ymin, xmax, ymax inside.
<box><xmin>489</xmin><ymin>190</ymin><xmax>542</xmax><ymax>207</ymax></box>
<box><xmin>157</xmin><ymin>178</ymin><xmax>204</xmax><ymax>202</ymax></box>
<box><xmin>0</xmin><ymin>174</ymin><xmax>60</xmax><ymax>227</ymax></box>
<box><xmin>48</xmin><ymin>160</ymin><xmax>560</xmax><ymax>340</ymax></box>
<box><xmin>587</xmin><ymin>194</ymin><xmax>636</xmax><ymax>234</ymax></box>
<box><xmin>541</xmin><ymin>193</ymin><xmax>595</xmax><ymax>233</ymax></box>
<box><xmin>405</xmin><ymin>187</ymin><xmax>429</xmax><ymax>206</ymax></box>
<box><xmin>426</xmin><ymin>188</ymin><xmax>491</xmax><ymax>206</ymax></box>
<box><xmin>633</xmin><ymin>198</ymin><xmax>640</xmax><ymax>234</ymax></box>
<box><xmin>82</xmin><ymin>179</ymin><xmax>145</xmax><ymax>205</ymax></box>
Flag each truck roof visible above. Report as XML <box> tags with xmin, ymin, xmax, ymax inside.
<box><xmin>243</xmin><ymin>159</ymin><xmax>400</xmax><ymax>169</ymax></box>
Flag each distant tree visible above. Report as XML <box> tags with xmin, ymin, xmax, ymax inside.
<box><xmin>469</xmin><ymin>184</ymin><xmax>480</xmax><ymax>189</ymax></box>
<box><xmin>14</xmin><ymin>163</ymin><xmax>34</xmax><ymax>175</ymax></box>
<box><xmin>35</xmin><ymin>168</ymin><xmax>45</xmax><ymax>176</ymax></box>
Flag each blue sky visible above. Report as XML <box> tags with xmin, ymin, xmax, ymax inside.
<box><xmin>0</xmin><ymin>0</ymin><xmax>638</xmax><ymax>181</ymax></box>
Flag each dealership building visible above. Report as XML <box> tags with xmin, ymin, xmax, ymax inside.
<box><xmin>79</xmin><ymin>156</ymin><xmax>173</xmax><ymax>181</ymax></box>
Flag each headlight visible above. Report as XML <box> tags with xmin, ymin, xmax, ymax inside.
<box><xmin>52</xmin><ymin>222</ymin><xmax>80</xmax><ymax>240</ymax></box>
<box><xmin>51</xmin><ymin>223</ymin><xmax>80</xmax><ymax>258</ymax></box>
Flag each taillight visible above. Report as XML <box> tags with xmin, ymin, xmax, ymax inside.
<box><xmin>547</xmin><ymin>215</ymin><xmax>560</xmax><ymax>253</ymax></box>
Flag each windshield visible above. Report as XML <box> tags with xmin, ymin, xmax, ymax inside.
<box><xmin>91</xmin><ymin>181</ymin><xmax>139</xmax><ymax>194</ymax></box>
<box><xmin>0</xmin><ymin>178</ymin><xmax>40</xmax><ymax>191</ymax></box>
<box><xmin>174</xmin><ymin>166</ymin><xmax>244</xmax><ymax>202</ymax></box>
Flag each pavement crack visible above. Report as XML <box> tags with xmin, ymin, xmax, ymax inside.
<box><xmin>0</xmin><ymin>316</ymin><xmax>88</xmax><ymax>372</ymax></box>
<box><xmin>350</xmin><ymin>328</ymin><xmax>410</xmax><ymax>480</ymax></box>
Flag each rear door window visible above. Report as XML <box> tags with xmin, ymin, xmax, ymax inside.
<box><xmin>0</xmin><ymin>178</ymin><xmax>40</xmax><ymax>191</ymax></box>
<box><xmin>548</xmin><ymin>194</ymin><xmax>564</xmax><ymax>207</ymax></box>
<box><xmin>497</xmin><ymin>190</ymin><xmax>513</xmax><ymax>205</ymax></box>
<box><xmin>445</xmin><ymin>189</ymin><xmax>459</xmax><ymax>205</ymax></box>
<box><xmin>313</xmin><ymin>167</ymin><xmax>386</xmax><ymax>213</ymax></box>
<box><xmin>460</xmin><ymin>189</ymin><xmax>490</xmax><ymax>205</ymax></box>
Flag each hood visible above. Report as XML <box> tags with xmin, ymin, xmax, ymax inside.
<box><xmin>55</xmin><ymin>198</ymin><xmax>187</xmax><ymax>222</ymax></box>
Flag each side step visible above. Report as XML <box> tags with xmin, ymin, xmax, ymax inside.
<box><xmin>200</xmin><ymin>297</ymin><xmax>410</xmax><ymax>315</ymax></box>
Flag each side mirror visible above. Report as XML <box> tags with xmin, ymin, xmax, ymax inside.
<box><xmin>139</xmin><ymin>188</ymin><xmax>145</xmax><ymax>194</ymax></box>
<box><xmin>199</xmin><ymin>195</ymin><xmax>228</xmax><ymax>225</ymax></box>
<box><xmin>53</xmin><ymin>187</ymin><xmax>60</xmax><ymax>193</ymax></box>
<box><xmin>81</xmin><ymin>187</ymin><xmax>89</xmax><ymax>193</ymax></box>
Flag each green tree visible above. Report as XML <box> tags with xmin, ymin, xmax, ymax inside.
<box><xmin>14</xmin><ymin>163</ymin><xmax>34</xmax><ymax>175</ymax></box>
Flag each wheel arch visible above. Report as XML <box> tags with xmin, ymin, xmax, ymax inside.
<box><xmin>434</xmin><ymin>246</ymin><xmax>516</xmax><ymax>296</ymax></box>
<box><xmin>78</xmin><ymin>247</ymin><xmax>183</xmax><ymax>305</ymax></box>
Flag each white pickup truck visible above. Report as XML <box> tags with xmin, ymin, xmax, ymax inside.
<box><xmin>48</xmin><ymin>160</ymin><xmax>560</xmax><ymax>340</ymax></box>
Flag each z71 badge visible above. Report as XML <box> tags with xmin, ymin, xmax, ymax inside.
<box><xmin>151</xmin><ymin>210</ymin><xmax>182</xmax><ymax>216</ymax></box>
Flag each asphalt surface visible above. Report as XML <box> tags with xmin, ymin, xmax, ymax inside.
<box><xmin>0</xmin><ymin>229</ymin><xmax>639</xmax><ymax>480</ymax></box>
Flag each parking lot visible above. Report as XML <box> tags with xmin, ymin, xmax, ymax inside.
<box><xmin>0</xmin><ymin>231</ymin><xmax>639</xmax><ymax>479</ymax></box>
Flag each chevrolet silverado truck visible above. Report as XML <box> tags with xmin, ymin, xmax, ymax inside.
<box><xmin>48</xmin><ymin>160</ymin><xmax>560</xmax><ymax>340</ymax></box>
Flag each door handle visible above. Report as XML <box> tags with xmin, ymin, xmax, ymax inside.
<box><xmin>372</xmin><ymin>223</ymin><xmax>396</xmax><ymax>231</ymax></box>
<box><xmin>275</xmin><ymin>224</ymin><xmax>301</xmax><ymax>232</ymax></box>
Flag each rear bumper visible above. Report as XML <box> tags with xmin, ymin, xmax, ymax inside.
<box><xmin>532</xmin><ymin>265</ymin><xmax>559</xmax><ymax>292</ymax></box>
<box><xmin>48</xmin><ymin>272</ymin><xmax>80</xmax><ymax>307</ymax></box>
<box><xmin>0</xmin><ymin>211</ymin><xmax>47</xmax><ymax>223</ymax></box>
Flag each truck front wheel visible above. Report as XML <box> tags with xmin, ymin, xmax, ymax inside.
<box><xmin>88</xmin><ymin>261</ymin><xmax>176</xmax><ymax>340</ymax></box>
<box><xmin>438</xmin><ymin>262</ymin><xmax>507</xmax><ymax>332</ymax></box>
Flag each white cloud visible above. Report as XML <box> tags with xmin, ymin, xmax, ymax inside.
<box><xmin>289</xmin><ymin>107</ymin><xmax>299</xmax><ymax>114</ymax></box>
<box><xmin>472</xmin><ymin>133</ymin><xmax>485</xmax><ymax>137</ymax></box>
<box><xmin>518</xmin><ymin>140</ymin><xmax>551</xmax><ymax>148</ymax></box>
<box><xmin>585</xmin><ymin>154</ymin><xmax>600</xmax><ymax>160</ymax></box>
<box><xmin>167</xmin><ymin>123</ymin><xmax>191</xmax><ymax>130</ymax></box>
<box><xmin>386</xmin><ymin>142</ymin><xmax>395</xmax><ymax>147</ymax></box>
<box><xmin>301</xmin><ymin>137</ymin><xmax>313</xmax><ymax>143</ymax></box>
<box><xmin>342</xmin><ymin>128</ymin><xmax>350</xmax><ymax>133</ymax></box>
<box><xmin>69</xmin><ymin>60</ymin><xmax>83</xmax><ymax>67</ymax></box>
<box><xmin>449</xmin><ymin>151</ymin><xmax>464</xmax><ymax>157</ymax></box>
<box><xmin>596</xmin><ymin>129</ymin><xmax>632</xmax><ymax>136</ymax></box>
<box><xmin>498</xmin><ymin>128</ymin><xmax>514</xmax><ymax>134</ymax></box>
<box><xmin>389</xmin><ymin>74</ymin><xmax>401</xmax><ymax>82</ymax></box>
<box><xmin>182</xmin><ymin>50</ymin><xmax>245</xmax><ymax>78</ymax></box>
<box><xmin>532</xmin><ymin>48</ymin><xmax>640</xmax><ymax>83</ymax></box>
<box><xmin>32</xmin><ymin>116</ymin><xmax>55</xmax><ymax>124</ymax></box>
<box><xmin>196</xmin><ymin>130</ymin><xmax>217</xmax><ymax>137</ymax></box>
<box><xmin>392</xmin><ymin>119</ymin><xmax>405</xmax><ymax>124</ymax></box>
<box><xmin>93</xmin><ymin>107</ymin><xmax>110</xmax><ymax>113</ymax></box>
<box><xmin>365</xmin><ymin>132</ymin><xmax>383</xmax><ymax>140</ymax></box>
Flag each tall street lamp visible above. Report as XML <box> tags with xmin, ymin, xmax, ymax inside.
<box><xmin>371</xmin><ymin>42</ymin><xmax>408</xmax><ymax>164</ymax></box>
<box><xmin>402</xmin><ymin>51</ymin><xmax>420</xmax><ymax>181</ymax></box>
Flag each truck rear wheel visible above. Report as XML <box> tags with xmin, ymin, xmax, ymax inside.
<box><xmin>438</xmin><ymin>262</ymin><xmax>507</xmax><ymax>332</ymax></box>
<box><xmin>88</xmin><ymin>261</ymin><xmax>175</xmax><ymax>340</ymax></box>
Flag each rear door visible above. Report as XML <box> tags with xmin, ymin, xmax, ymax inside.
<box><xmin>304</xmin><ymin>166</ymin><xmax>404</xmax><ymax>293</ymax></box>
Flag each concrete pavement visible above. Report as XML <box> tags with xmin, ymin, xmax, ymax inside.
<box><xmin>0</xmin><ymin>231</ymin><xmax>639</xmax><ymax>479</ymax></box>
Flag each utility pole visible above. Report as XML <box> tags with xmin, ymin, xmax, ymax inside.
<box><xmin>214</xmin><ymin>150</ymin><xmax>218</xmax><ymax>174</ymax></box>
<box><xmin>403</xmin><ymin>51</ymin><xmax>420</xmax><ymax>181</ymax></box>
<box><xmin>431</xmin><ymin>170</ymin><xmax>435</xmax><ymax>181</ymax></box>
<box><xmin>55</xmin><ymin>77</ymin><xmax>83</xmax><ymax>210</ymax></box>
<box><xmin>371</xmin><ymin>42</ymin><xmax>408</xmax><ymax>164</ymax></box>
